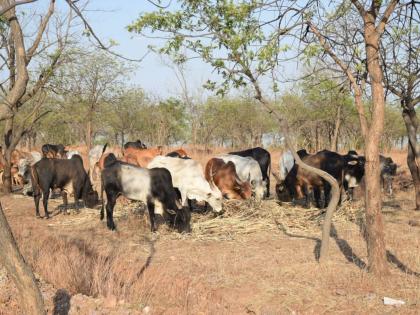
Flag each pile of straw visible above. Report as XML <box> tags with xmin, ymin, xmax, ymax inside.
<box><xmin>172</xmin><ymin>199</ymin><xmax>364</xmax><ymax>241</ymax></box>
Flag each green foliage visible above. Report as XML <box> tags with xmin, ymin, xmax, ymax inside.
<box><xmin>128</xmin><ymin>0</ymin><xmax>290</xmax><ymax>95</ymax></box>
<box><xmin>196</xmin><ymin>96</ymin><xmax>277</xmax><ymax>147</ymax></box>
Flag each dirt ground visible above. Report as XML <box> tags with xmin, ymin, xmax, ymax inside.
<box><xmin>0</xmin><ymin>149</ymin><xmax>419</xmax><ymax>315</ymax></box>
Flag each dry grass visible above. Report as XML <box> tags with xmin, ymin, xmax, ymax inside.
<box><xmin>0</xmin><ymin>148</ymin><xmax>418</xmax><ymax>314</ymax></box>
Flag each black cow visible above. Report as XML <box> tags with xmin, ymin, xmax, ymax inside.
<box><xmin>229</xmin><ymin>147</ymin><xmax>271</xmax><ymax>198</ymax></box>
<box><xmin>380</xmin><ymin>155</ymin><xmax>397</xmax><ymax>196</ymax></box>
<box><xmin>346</xmin><ymin>151</ymin><xmax>397</xmax><ymax>198</ymax></box>
<box><xmin>100</xmin><ymin>153</ymin><xmax>190</xmax><ymax>232</ymax></box>
<box><xmin>123</xmin><ymin>140</ymin><xmax>147</xmax><ymax>150</ymax></box>
<box><xmin>41</xmin><ymin>144</ymin><xmax>67</xmax><ymax>158</ymax></box>
<box><xmin>31</xmin><ymin>155</ymin><xmax>98</xmax><ymax>218</ymax></box>
<box><xmin>283</xmin><ymin>150</ymin><xmax>365</xmax><ymax>208</ymax></box>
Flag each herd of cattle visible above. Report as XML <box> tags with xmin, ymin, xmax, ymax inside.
<box><xmin>1</xmin><ymin>140</ymin><xmax>397</xmax><ymax>233</ymax></box>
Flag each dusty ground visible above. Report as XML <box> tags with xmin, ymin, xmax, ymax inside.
<box><xmin>0</xmin><ymin>149</ymin><xmax>419</xmax><ymax>315</ymax></box>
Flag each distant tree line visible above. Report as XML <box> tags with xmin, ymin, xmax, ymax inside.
<box><xmin>16</xmin><ymin>51</ymin><xmax>404</xmax><ymax>152</ymax></box>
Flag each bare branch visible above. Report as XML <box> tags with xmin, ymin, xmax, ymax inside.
<box><xmin>0</xmin><ymin>0</ymin><xmax>38</xmax><ymax>16</ymax></box>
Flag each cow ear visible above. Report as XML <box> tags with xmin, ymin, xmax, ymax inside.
<box><xmin>348</xmin><ymin>160</ymin><xmax>357</xmax><ymax>165</ymax></box>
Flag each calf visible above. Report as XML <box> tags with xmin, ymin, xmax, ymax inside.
<box><xmin>217</xmin><ymin>154</ymin><xmax>265</xmax><ymax>200</ymax></box>
<box><xmin>205</xmin><ymin>158</ymin><xmax>252</xmax><ymax>200</ymax></box>
<box><xmin>148</xmin><ymin>156</ymin><xmax>223</xmax><ymax>212</ymax></box>
<box><xmin>31</xmin><ymin>155</ymin><xmax>98</xmax><ymax>218</ymax></box>
<box><xmin>101</xmin><ymin>154</ymin><xmax>190</xmax><ymax>232</ymax></box>
<box><xmin>229</xmin><ymin>147</ymin><xmax>271</xmax><ymax>198</ymax></box>
<box><xmin>41</xmin><ymin>144</ymin><xmax>67</xmax><ymax>158</ymax></box>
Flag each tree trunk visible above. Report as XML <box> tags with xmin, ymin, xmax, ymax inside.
<box><xmin>402</xmin><ymin>103</ymin><xmax>420</xmax><ymax>210</ymax></box>
<box><xmin>331</xmin><ymin>104</ymin><xmax>341</xmax><ymax>151</ymax></box>
<box><xmin>86</xmin><ymin>119</ymin><xmax>92</xmax><ymax>152</ymax></box>
<box><xmin>0</xmin><ymin>203</ymin><xmax>46</xmax><ymax>315</ymax></box>
<box><xmin>120</xmin><ymin>131</ymin><xmax>125</xmax><ymax>147</ymax></box>
<box><xmin>363</xmin><ymin>21</ymin><xmax>388</xmax><ymax>275</ymax></box>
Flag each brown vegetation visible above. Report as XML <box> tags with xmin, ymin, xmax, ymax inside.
<box><xmin>0</xmin><ymin>149</ymin><xmax>418</xmax><ymax>314</ymax></box>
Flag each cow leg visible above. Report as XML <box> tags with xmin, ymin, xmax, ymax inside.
<box><xmin>388</xmin><ymin>178</ymin><xmax>393</xmax><ymax>197</ymax></box>
<box><xmin>146</xmin><ymin>198</ymin><xmax>156</xmax><ymax>232</ymax></box>
<box><xmin>303</xmin><ymin>185</ymin><xmax>311</xmax><ymax>208</ymax></box>
<box><xmin>187</xmin><ymin>198</ymin><xmax>193</xmax><ymax>211</ymax></box>
<box><xmin>105</xmin><ymin>190</ymin><xmax>117</xmax><ymax>230</ymax></box>
<box><xmin>34</xmin><ymin>190</ymin><xmax>42</xmax><ymax>218</ymax></box>
<box><xmin>42</xmin><ymin>189</ymin><xmax>50</xmax><ymax>219</ymax></box>
<box><xmin>324</xmin><ymin>183</ymin><xmax>331</xmax><ymax>208</ymax></box>
<box><xmin>265</xmin><ymin>176</ymin><xmax>270</xmax><ymax>198</ymax></box>
<box><xmin>73</xmin><ymin>182</ymin><xmax>83</xmax><ymax>211</ymax></box>
<box><xmin>314</xmin><ymin>187</ymin><xmax>322</xmax><ymax>208</ymax></box>
<box><xmin>62</xmin><ymin>191</ymin><xmax>69</xmax><ymax>215</ymax></box>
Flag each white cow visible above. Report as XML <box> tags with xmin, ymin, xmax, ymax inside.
<box><xmin>17</xmin><ymin>151</ymin><xmax>42</xmax><ymax>195</ymax></box>
<box><xmin>279</xmin><ymin>150</ymin><xmax>294</xmax><ymax>180</ymax></box>
<box><xmin>217</xmin><ymin>154</ymin><xmax>265</xmax><ymax>200</ymax></box>
<box><xmin>148</xmin><ymin>156</ymin><xmax>223</xmax><ymax>213</ymax></box>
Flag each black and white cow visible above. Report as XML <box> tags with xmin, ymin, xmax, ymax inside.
<box><xmin>229</xmin><ymin>147</ymin><xmax>271</xmax><ymax>198</ymax></box>
<box><xmin>31</xmin><ymin>155</ymin><xmax>98</xmax><ymax>218</ymax></box>
<box><xmin>100</xmin><ymin>153</ymin><xmax>190</xmax><ymax>232</ymax></box>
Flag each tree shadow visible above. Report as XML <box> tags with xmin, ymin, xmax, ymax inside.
<box><xmin>53</xmin><ymin>289</ymin><xmax>71</xmax><ymax>315</ymax></box>
<box><xmin>357</xmin><ymin>218</ymin><xmax>420</xmax><ymax>277</ymax></box>
<box><xmin>272</xmin><ymin>217</ymin><xmax>322</xmax><ymax>260</ymax></box>
<box><xmin>135</xmin><ymin>235</ymin><xmax>156</xmax><ymax>278</ymax></box>
<box><xmin>330</xmin><ymin>224</ymin><xmax>367</xmax><ymax>269</ymax></box>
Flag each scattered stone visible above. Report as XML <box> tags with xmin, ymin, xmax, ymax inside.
<box><xmin>383</xmin><ymin>296</ymin><xmax>405</xmax><ymax>306</ymax></box>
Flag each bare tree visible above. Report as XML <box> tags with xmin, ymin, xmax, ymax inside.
<box><xmin>307</xmin><ymin>0</ymin><xmax>400</xmax><ymax>275</ymax></box>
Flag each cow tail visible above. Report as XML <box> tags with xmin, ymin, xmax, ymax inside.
<box><xmin>100</xmin><ymin>173</ymin><xmax>105</xmax><ymax>221</ymax></box>
<box><xmin>101</xmin><ymin>143</ymin><xmax>108</xmax><ymax>156</ymax></box>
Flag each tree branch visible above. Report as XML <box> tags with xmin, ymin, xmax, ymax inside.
<box><xmin>26</xmin><ymin>0</ymin><xmax>55</xmax><ymax>65</ymax></box>
<box><xmin>377</xmin><ymin>0</ymin><xmax>400</xmax><ymax>35</ymax></box>
<box><xmin>0</xmin><ymin>0</ymin><xmax>38</xmax><ymax>16</ymax></box>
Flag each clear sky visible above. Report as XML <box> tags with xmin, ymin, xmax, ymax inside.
<box><xmin>77</xmin><ymin>0</ymin><xmax>223</xmax><ymax>98</ymax></box>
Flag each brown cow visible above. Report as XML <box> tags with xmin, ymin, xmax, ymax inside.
<box><xmin>278</xmin><ymin>150</ymin><xmax>365</xmax><ymax>208</ymax></box>
<box><xmin>122</xmin><ymin>146</ymin><xmax>163</xmax><ymax>167</ymax></box>
<box><xmin>205</xmin><ymin>158</ymin><xmax>252</xmax><ymax>200</ymax></box>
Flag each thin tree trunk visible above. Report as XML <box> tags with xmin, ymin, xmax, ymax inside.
<box><xmin>86</xmin><ymin>119</ymin><xmax>92</xmax><ymax>152</ymax></box>
<box><xmin>402</xmin><ymin>104</ymin><xmax>420</xmax><ymax>210</ymax></box>
<box><xmin>363</xmin><ymin>20</ymin><xmax>388</xmax><ymax>275</ymax></box>
<box><xmin>331</xmin><ymin>104</ymin><xmax>342</xmax><ymax>151</ymax></box>
<box><xmin>0</xmin><ymin>203</ymin><xmax>46</xmax><ymax>315</ymax></box>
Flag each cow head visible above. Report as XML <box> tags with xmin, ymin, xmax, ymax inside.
<box><xmin>382</xmin><ymin>157</ymin><xmax>397</xmax><ymax>176</ymax></box>
<box><xmin>248</xmin><ymin>174</ymin><xmax>265</xmax><ymax>201</ymax></box>
<box><xmin>206</xmin><ymin>189</ymin><xmax>223</xmax><ymax>213</ymax></box>
<box><xmin>344</xmin><ymin>155</ymin><xmax>365</xmax><ymax>188</ymax></box>
<box><xmin>17</xmin><ymin>158</ymin><xmax>30</xmax><ymax>178</ymax></box>
<box><xmin>82</xmin><ymin>175</ymin><xmax>99</xmax><ymax>208</ymax></box>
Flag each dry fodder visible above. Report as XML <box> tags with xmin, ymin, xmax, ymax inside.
<box><xmin>165</xmin><ymin>199</ymin><xmax>365</xmax><ymax>241</ymax></box>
